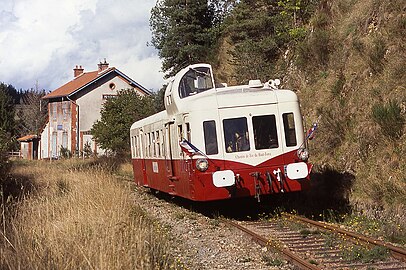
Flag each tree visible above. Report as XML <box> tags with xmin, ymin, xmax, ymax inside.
<box><xmin>0</xmin><ymin>83</ymin><xmax>16</xmax><ymax>136</ymax></box>
<box><xmin>0</xmin><ymin>129</ymin><xmax>12</xmax><ymax>178</ymax></box>
<box><xmin>91</xmin><ymin>89</ymin><xmax>158</xmax><ymax>155</ymax></box>
<box><xmin>16</xmin><ymin>90</ymin><xmax>48</xmax><ymax>137</ymax></box>
<box><xmin>150</xmin><ymin>0</ymin><xmax>219</xmax><ymax>77</ymax></box>
<box><xmin>0</xmin><ymin>83</ymin><xmax>16</xmax><ymax>178</ymax></box>
<box><xmin>223</xmin><ymin>0</ymin><xmax>318</xmax><ymax>83</ymax></box>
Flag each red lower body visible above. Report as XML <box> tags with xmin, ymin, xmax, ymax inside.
<box><xmin>132</xmin><ymin>152</ymin><xmax>311</xmax><ymax>202</ymax></box>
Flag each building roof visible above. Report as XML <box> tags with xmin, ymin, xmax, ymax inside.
<box><xmin>17</xmin><ymin>135</ymin><xmax>39</xmax><ymax>142</ymax></box>
<box><xmin>42</xmin><ymin>67</ymin><xmax>151</xmax><ymax>99</ymax></box>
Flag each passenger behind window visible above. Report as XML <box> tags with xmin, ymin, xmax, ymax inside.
<box><xmin>228</xmin><ymin>132</ymin><xmax>250</xmax><ymax>152</ymax></box>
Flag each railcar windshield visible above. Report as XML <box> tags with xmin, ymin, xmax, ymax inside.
<box><xmin>179</xmin><ymin>67</ymin><xmax>213</xmax><ymax>98</ymax></box>
<box><xmin>223</xmin><ymin>117</ymin><xmax>250</xmax><ymax>153</ymax></box>
<box><xmin>253</xmin><ymin>115</ymin><xmax>279</xmax><ymax>149</ymax></box>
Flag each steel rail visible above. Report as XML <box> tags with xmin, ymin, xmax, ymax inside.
<box><xmin>222</xmin><ymin>218</ymin><xmax>321</xmax><ymax>270</ymax></box>
<box><xmin>283</xmin><ymin>213</ymin><xmax>406</xmax><ymax>262</ymax></box>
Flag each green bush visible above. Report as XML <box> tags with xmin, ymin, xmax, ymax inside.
<box><xmin>59</xmin><ymin>146</ymin><xmax>72</xmax><ymax>159</ymax></box>
<box><xmin>0</xmin><ymin>129</ymin><xmax>11</xmax><ymax>179</ymax></box>
<box><xmin>372</xmin><ymin>100</ymin><xmax>404</xmax><ymax>140</ymax></box>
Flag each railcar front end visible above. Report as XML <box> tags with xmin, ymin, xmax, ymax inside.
<box><xmin>130</xmin><ymin>63</ymin><xmax>312</xmax><ymax>202</ymax></box>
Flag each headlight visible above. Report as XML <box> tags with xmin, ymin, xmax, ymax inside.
<box><xmin>297</xmin><ymin>148</ymin><xmax>309</xmax><ymax>161</ymax></box>
<box><xmin>196</xmin><ymin>158</ymin><xmax>209</xmax><ymax>172</ymax></box>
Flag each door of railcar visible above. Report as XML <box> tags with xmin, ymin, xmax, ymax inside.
<box><xmin>164</xmin><ymin>122</ymin><xmax>176</xmax><ymax>179</ymax></box>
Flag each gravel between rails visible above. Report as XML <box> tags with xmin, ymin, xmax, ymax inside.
<box><xmin>130</xmin><ymin>186</ymin><xmax>295</xmax><ymax>270</ymax></box>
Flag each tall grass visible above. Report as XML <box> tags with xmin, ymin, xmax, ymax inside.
<box><xmin>1</xmin><ymin>160</ymin><xmax>175</xmax><ymax>269</ymax></box>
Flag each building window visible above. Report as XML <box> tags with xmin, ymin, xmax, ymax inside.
<box><xmin>109</xmin><ymin>83</ymin><xmax>116</xmax><ymax>90</ymax></box>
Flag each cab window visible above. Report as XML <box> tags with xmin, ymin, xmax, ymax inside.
<box><xmin>253</xmin><ymin>115</ymin><xmax>279</xmax><ymax>149</ymax></box>
<box><xmin>223</xmin><ymin>117</ymin><xmax>250</xmax><ymax>153</ymax></box>
<box><xmin>179</xmin><ymin>67</ymin><xmax>213</xmax><ymax>98</ymax></box>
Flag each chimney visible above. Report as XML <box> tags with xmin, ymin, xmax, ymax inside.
<box><xmin>98</xmin><ymin>58</ymin><xmax>109</xmax><ymax>72</ymax></box>
<box><xmin>73</xmin><ymin>65</ymin><xmax>84</xmax><ymax>77</ymax></box>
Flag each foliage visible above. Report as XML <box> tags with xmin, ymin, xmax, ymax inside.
<box><xmin>82</xmin><ymin>141</ymin><xmax>93</xmax><ymax>158</ymax></box>
<box><xmin>15</xmin><ymin>90</ymin><xmax>48</xmax><ymax>137</ymax></box>
<box><xmin>367</xmin><ymin>34</ymin><xmax>386</xmax><ymax>74</ymax></box>
<box><xmin>91</xmin><ymin>89</ymin><xmax>158</xmax><ymax>155</ymax></box>
<box><xmin>59</xmin><ymin>146</ymin><xmax>72</xmax><ymax>159</ymax></box>
<box><xmin>0</xmin><ymin>83</ymin><xmax>15</xmax><ymax>178</ymax></box>
<box><xmin>150</xmin><ymin>0</ymin><xmax>223</xmax><ymax>77</ymax></box>
<box><xmin>372</xmin><ymin>100</ymin><xmax>404</xmax><ymax>140</ymax></box>
<box><xmin>0</xmin><ymin>129</ymin><xmax>12</xmax><ymax>178</ymax></box>
<box><xmin>223</xmin><ymin>0</ymin><xmax>318</xmax><ymax>83</ymax></box>
<box><xmin>296</xmin><ymin>8</ymin><xmax>332</xmax><ymax>71</ymax></box>
<box><xmin>0</xmin><ymin>83</ymin><xmax>16</xmax><ymax>137</ymax></box>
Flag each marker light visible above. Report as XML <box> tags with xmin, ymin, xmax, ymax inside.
<box><xmin>297</xmin><ymin>148</ymin><xmax>309</xmax><ymax>161</ymax></box>
<box><xmin>196</xmin><ymin>158</ymin><xmax>209</xmax><ymax>172</ymax></box>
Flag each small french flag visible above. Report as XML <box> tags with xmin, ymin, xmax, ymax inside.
<box><xmin>306</xmin><ymin>123</ymin><xmax>318</xmax><ymax>140</ymax></box>
<box><xmin>179</xmin><ymin>139</ymin><xmax>200</xmax><ymax>156</ymax></box>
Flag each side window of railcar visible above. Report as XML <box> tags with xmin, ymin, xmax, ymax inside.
<box><xmin>155</xmin><ymin>131</ymin><xmax>160</xmax><ymax>157</ymax></box>
<box><xmin>223</xmin><ymin>117</ymin><xmax>250</xmax><ymax>153</ymax></box>
<box><xmin>132</xmin><ymin>136</ymin><xmax>137</xmax><ymax>157</ymax></box>
<box><xmin>283</xmin><ymin>113</ymin><xmax>297</xmax><ymax>147</ymax></box>
<box><xmin>186</xmin><ymin>123</ymin><xmax>191</xmax><ymax>141</ymax></box>
<box><xmin>178</xmin><ymin>125</ymin><xmax>183</xmax><ymax>141</ymax></box>
<box><xmin>253</xmin><ymin>115</ymin><xmax>279</xmax><ymax>150</ymax></box>
<box><xmin>203</xmin><ymin>121</ymin><xmax>218</xmax><ymax>155</ymax></box>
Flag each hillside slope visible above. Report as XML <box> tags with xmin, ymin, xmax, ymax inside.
<box><xmin>216</xmin><ymin>0</ymin><xmax>405</xmax><ymax>219</ymax></box>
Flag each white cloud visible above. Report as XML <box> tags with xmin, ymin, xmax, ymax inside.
<box><xmin>0</xmin><ymin>0</ymin><xmax>164</xmax><ymax>92</ymax></box>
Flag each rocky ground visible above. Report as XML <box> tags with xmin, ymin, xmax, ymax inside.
<box><xmin>130</xmin><ymin>186</ymin><xmax>297</xmax><ymax>270</ymax></box>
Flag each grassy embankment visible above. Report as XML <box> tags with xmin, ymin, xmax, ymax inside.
<box><xmin>286</xmin><ymin>0</ymin><xmax>405</xmax><ymax>244</ymax></box>
<box><xmin>1</xmin><ymin>159</ymin><xmax>177</xmax><ymax>269</ymax></box>
<box><xmin>216</xmin><ymin>0</ymin><xmax>405</xmax><ymax>244</ymax></box>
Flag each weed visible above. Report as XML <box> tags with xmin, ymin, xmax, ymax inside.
<box><xmin>331</xmin><ymin>72</ymin><xmax>346</xmax><ymax>97</ymax></box>
<box><xmin>341</xmin><ymin>245</ymin><xmax>389</xmax><ymax>263</ymax></box>
<box><xmin>209</xmin><ymin>218</ymin><xmax>220</xmax><ymax>228</ymax></box>
<box><xmin>309</xmin><ymin>259</ymin><xmax>319</xmax><ymax>265</ymax></box>
<box><xmin>262</xmin><ymin>255</ymin><xmax>284</xmax><ymax>267</ymax></box>
<box><xmin>323</xmin><ymin>232</ymin><xmax>337</xmax><ymax>248</ymax></box>
<box><xmin>372</xmin><ymin>100</ymin><xmax>404</xmax><ymax>140</ymax></box>
<box><xmin>1</xmin><ymin>160</ymin><xmax>176</xmax><ymax>269</ymax></box>
<box><xmin>300</xmin><ymin>229</ymin><xmax>312</xmax><ymax>238</ymax></box>
<box><xmin>367</xmin><ymin>35</ymin><xmax>386</xmax><ymax>74</ymax></box>
<box><xmin>56</xmin><ymin>179</ymin><xmax>70</xmax><ymax>195</ymax></box>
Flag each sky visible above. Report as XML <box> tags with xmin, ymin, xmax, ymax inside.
<box><xmin>0</xmin><ymin>0</ymin><xmax>165</xmax><ymax>93</ymax></box>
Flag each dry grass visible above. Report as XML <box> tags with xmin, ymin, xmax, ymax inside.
<box><xmin>1</xmin><ymin>159</ymin><xmax>175</xmax><ymax>269</ymax></box>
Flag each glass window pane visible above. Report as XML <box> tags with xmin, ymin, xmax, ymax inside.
<box><xmin>223</xmin><ymin>117</ymin><xmax>250</xmax><ymax>153</ymax></box>
<box><xmin>253</xmin><ymin>115</ymin><xmax>279</xmax><ymax>149</ymax></box>
<box><xmin>283</xmin><ymin>113</ymin><xmax>297</xmax><ymax>147</ymax></box>
<box><xmin>179</xmin><ymin>67</ymin><xmax>213</xmax><ymax>98</ymax></box>
<box><xmin>203</xmin><ymin>121</ymin><xmax>218</xmax><ymax>155</ymax></box>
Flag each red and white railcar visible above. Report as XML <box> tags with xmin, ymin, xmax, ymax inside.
<box><xmin>130</xmin><ymin>63</ymin><xmax>312</xmax><ymax>201</ymax></box>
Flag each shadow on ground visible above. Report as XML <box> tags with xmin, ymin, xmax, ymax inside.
<box><xmin>149</xmin><ymin>165</ymin><xmax>355</xmax><ymax>221</ymax></box>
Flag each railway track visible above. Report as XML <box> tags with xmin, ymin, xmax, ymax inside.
<box><xmin>223</xmin><ymin>215</ymin><xmax>406</xmax><ymax>270</ymax></box>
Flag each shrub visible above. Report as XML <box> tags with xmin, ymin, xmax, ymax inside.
<box><xmin>372</xmin><ymin>100</ymin><xmax>404</xmax><ymax>140</ymax></box>
<box><xmin>59</xmin><ymin>146</ymin><xmax>72</xmax><ymax>159</ymax></box>
<box><xmin>0</xmin><ymin>129</ymin><xmax>11</xmax><ymax>179</ymax></box>
<box><xmin>367</xmin><ymin>35</ymin><xmax>386</xmax><ymax>74</ymax></box>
